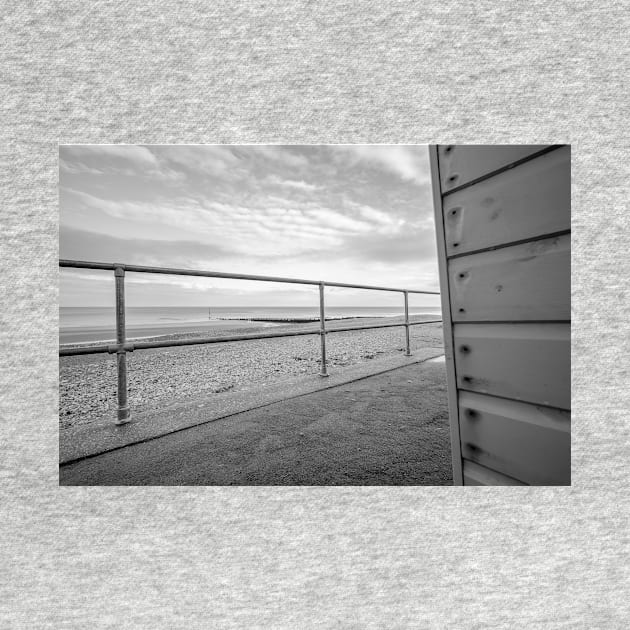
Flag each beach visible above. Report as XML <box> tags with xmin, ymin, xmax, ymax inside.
<box><xmin>59</xmin><ymin>318</ymin><xmax>275</xmax><ymax>345</ymax></box>
<box><xmin>59</xmin><ymin>316</ymin><xmax>444</xmax><ymax>429</ymax></box>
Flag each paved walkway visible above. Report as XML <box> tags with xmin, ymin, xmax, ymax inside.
<box><xmin>60</xmin><ymin>357</ymin><xmax>452</xmax><ymax>486</ymax></box>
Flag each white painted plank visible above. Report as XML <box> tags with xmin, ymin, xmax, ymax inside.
<box><xmin>429</xmin><ymin>146</ymin><xmax>463</xmax><ymax>485</ymax></box>
<box><xmin>449</xmin><ymin>234</ymin><xmax>570</xmax><ymax>321</ymax></box>
<box><xmin>443</xmin><ymin>147</ymin><xmax>571</xmax><ymax>256</ymax></box>
<box><xmin>459</xmin><ymin>391</ymin><xmax>570</xmax><ymax>485</ymax></box>
<box><xmin>453</xmin><ymin>323</ymin><xmax>570</xmax><ymax>409</ymax></box>
<box><xmin>462</xmin><ymin>460</ymin><xmax>527</xmax><ymax>486</ymax></box>
<box><xmin>439</xmin><ymin>144</ymin><xmax>550</xmax><ymax>191</ymax></box>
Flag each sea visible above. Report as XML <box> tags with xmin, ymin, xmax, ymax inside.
<box><xmin>59</xmin><ymin>306</ymin><xmax>442</xmax><ymax>345</ymax></box>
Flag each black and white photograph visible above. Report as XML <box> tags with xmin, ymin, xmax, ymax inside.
<box><xmin>58</xmin><ymin>144</ymin><xmax>570</xmax><ymax>486</ymax></box>
<box><xmin>7</xmin><ymin>1</ymin><xmax>629</xmax><ymax>627</ymax></box>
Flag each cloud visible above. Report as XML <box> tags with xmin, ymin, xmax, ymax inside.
<box><xmin>303</xmin><ymin>207</ymin><xmax>373</xmax><ymax>233</ymax></box>
<box><xmin>343</xmin><ymin>201</ymin><xmax>402</xmax><ymax>232</ymax></box>
<box><xmin>60</xmin><ymin>145</ymin><xmax>188</xmax><ymax>182</ymax></box>
<box><xmin>244</xmin><ymin>146</ymin><xmax>309</xmax><ymax>169</ymax></box>
<box><xmin>335</xmin><ymin>145</ymin><xmax>430</xmax><ymax>185</ymax></box>
<box><xmin>266</xmin><ymin>175</ymin><xmax>320</xmax><ymax>191</ymax></box>
<box><xmin>59</xmin><ymin>145</ymin><xmax>440</xmax><ymax>304</ymax></box>
<box><xmin>342</xmin><ymin>227</ymin><xmax>437</xmax><ymax>264</ymax></box>
<box><xmin>60</xmin><ymin>226</ymin><xmax>232</xmax><ymax>268</ymax></box>
<box><xmin>159</xmin><ymin>146</ymin><xmax>240</xmax><ymax>176</ymax></box>
<box><xmin>61</xmin><ymin>189</ymin><xmax>346</xmax><ymax>259</ymax></box>
<box><xmin>61</xmin><ymin>145</ymin><xmax>159</xmax><ymax>167</ymax></box>
<box><xmin>59</xmin><ymin>159</ymin><xmax>105</xmax><ymax>175</ymax></box>
<box><xmin>61</xmin><ymin>181</ymin><xmax>423</xmax><ymax>268</ymax></box>
<box><xmin>61</xmin><ymin>188</ymin><xmax>216</xmax><ymax>238</ymax></box>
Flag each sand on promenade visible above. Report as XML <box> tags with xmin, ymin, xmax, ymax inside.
<box><xmin>60</xmin><ymin>359</ymin><xmax>452</xmax><ymax>486</ymax></box>
<box><xmin>59</xmin><ymin>316</ymin><xmax>444</xmax><ymax>429</ymax></box>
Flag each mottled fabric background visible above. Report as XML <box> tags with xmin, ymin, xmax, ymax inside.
<box><xmin>1</xmin><ymin>2</ymin><xmax>628</xmax><ymax>627</ymax></box>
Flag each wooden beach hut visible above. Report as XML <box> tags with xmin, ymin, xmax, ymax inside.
<box><xmin>430</xmin><ymin>145</ymin><xmax>571</xmax><ymax>485</ymax></box>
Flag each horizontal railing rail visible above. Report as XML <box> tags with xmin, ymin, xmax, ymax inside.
<box><xmin>59</xmin><ymin>320</ymin><xmax>443</xmax><ymax>356</ymax></box>
<box><xmin>59</xmin><ymin>260</ymin><xmax>439</xmax><ymax>294</ymax></box>
<box><xmin>59</xmin><ymin>260</ymin><xmax>441</xmax><ymax>425</ymax></box>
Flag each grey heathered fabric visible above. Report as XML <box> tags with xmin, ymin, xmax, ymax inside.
<box><xmin>1</xmin><ymin>1</ymin><xmax>629</xmax><ymax>627</ymax></box>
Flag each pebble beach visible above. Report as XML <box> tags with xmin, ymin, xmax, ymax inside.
<box><xmin>59</xmin><ymin>317</ymin><xmax>443</xmax><ymax>429</ymax></box>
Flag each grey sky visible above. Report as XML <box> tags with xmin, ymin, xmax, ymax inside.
<box><xmin>59</xmin><ymin>145</ymin><xmax>440</xmax><ymax>308</ymax></box>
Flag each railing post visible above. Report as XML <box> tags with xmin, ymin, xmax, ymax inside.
<box><xmin>318</xmin><ymin>282</ymin><xmax>328</xmax><ymax>377</ymax></box>
<box><xmin>404</xmin><ymin>290</ymin><xmax>411</xmax><ymax>356</ymax></box>
<box><xmin>114</xmin><ymin>266</ymin><xmax>131</xmax><ymax>424</ymax></box>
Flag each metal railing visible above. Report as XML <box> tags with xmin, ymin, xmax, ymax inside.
<box><xmin>59</xmin><ymin>260</ymin><xmax>441</xmax><ymax>425</ymax></box>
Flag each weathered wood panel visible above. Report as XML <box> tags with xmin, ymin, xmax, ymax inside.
<box><xmin>462</xmin><ymin>460</ymin><xmax>527</xmax><ymax>486</ymax></box>
<box><xmin>449</xmin><ymin>234</ymin><xmax>570</xmax><ymax>322</ymax></box>
<box><xmin>459</xmin><ymin>391</ymin><xmax>570</xmax><ymax>485</ymax></box>
<box><xmin>439</xmin><ymin>145</ymin><xmax>549</xmax><ymax>192</ymax></box>
<box><xmin>429</xmin><ymin>148</ymin><xmax>464</xmax><ymax>484</ymax></box>
<box><xmin>444</xmin><ymin>147</ymin><xmax>571</xmax><ymax>256</ymax></box>
<box><xmin>453</xmin><ymin>323</ymin><xmax>570</xmax><ymax>409</ymax></box>
<box><xmin>430</xmin><ymin>144</ymin><xmax>570</xmax><ymax>485</ymax></box>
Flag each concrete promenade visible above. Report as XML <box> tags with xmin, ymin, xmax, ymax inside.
<box><xmin>60</xmin><ymin>355</ymin><xmax>451</xmax><ymax>486</ymax></box>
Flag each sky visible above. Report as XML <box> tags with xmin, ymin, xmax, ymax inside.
<box><xmin>59</xmin><ymin>145</ymin><xmax>440</xmax><ymax>308</ymax></box>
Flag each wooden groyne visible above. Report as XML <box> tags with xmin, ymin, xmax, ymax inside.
<box><xmin>216</xmin><ymin>316</ymin><xmax>363</xmax><ymax>324</ymax></box>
